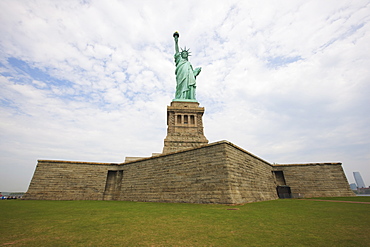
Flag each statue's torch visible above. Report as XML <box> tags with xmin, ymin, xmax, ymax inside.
<box><xmin>173</xmin><ymin>31</ymin><xmax>179</xmax><ymax>53</ymax></box>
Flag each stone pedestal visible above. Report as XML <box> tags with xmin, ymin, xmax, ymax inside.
<box><xmin>163</xmin><ymin>101</ymin><xmax>208</xmax><ymax>153</ymax></box>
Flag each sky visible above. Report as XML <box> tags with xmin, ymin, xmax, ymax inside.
<box><xmin>1</xmin><ymin>0</ymin><xmax>369</xmax><ymax>192</ymax></box>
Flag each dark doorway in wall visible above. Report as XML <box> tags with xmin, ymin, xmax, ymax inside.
<box><xmin>276</xmin><ymin>185</ymin><xmax>292</xmax><ymax>199</ymax></box>
<box><xmin>273</xmin><ymin>171</ymin><xmax>287</xmax><ymax>186</ymax></box>
<box><xmin>103</xmin><ymin>170</ymin><xmax>123</xmax><ymax>200</ymax></box>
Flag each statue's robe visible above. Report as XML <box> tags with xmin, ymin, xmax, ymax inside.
<box><xmin>174</xmin><ymin>52</ymin><xmax>199</xmax><ymax>100</ymax></box>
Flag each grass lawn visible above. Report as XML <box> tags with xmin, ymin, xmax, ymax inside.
<box><xmin>306</xmin><ymin>196</ymin><xmax>370</xmax><ymax>202</ymax></box>
<box><xmin>1</xmin><ymin>198</ymin><xmax>369</xmax><ymax>246</ymax></box>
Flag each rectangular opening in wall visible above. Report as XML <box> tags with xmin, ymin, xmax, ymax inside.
<box><xmin>177</xmin><ymin>115</ymin><xmax>182</xmax><ymax>124</ymax></box>
<box><xmin>103</xmin><ymin>170</ymin><xmax>123</xmax><ymax>201</ymax></box>
<box><xmin>190</xmin><ymin>115</ymin><xmax>195</xmax><ymax>124</ymax></box>
<box><xmin>276</xmin><ymin>186</ymin><xmax>292</xmax><ymax>199</ymax></box>
<box><xmin>184</xmin><ymin>115</ymin><xmax>188</xmax><ymax>124</ymax></box>
<box><xmin>104</xmin><ymin>171</ymin><xmax>116</xmax><ymax>193</ymax></box>
<box><xmin>273</xmin><ymin>171</ymin><xmax>286</xmax><ymax>186</ymax></box>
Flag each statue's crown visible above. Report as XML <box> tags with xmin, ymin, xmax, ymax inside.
<box><xmin>181</xmin><ymin>47</ymin><xmax>191</xmax><ymax>56</ymax></box>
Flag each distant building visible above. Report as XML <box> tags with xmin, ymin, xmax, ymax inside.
<box><xmin>349</xmin><ymin>183</ymin><xmax>357</xmax><ymax>190</ymax></box>
<box><xmin>353</xmin><ymin>172</ymin><xmax>366</xmax><ymax>188</ymax></box>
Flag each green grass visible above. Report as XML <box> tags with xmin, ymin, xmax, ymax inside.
<box><xmin>1</xmin><ymin>198</ymin><xmax>369</xmax><ymax>246</ymax></box>
<box><xmin>306</xmin><ymin>196</ymin><xmax>370</xmax><ymax>202</ymax></box>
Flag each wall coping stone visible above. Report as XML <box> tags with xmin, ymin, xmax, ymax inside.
<box><xmin>37</xmin><ymin>160</ymin><xmax>119</xmax><ymax>166</ymax></box>
<box><xmin>273</xmin><ymin>162</ymin><xmax>342</xmax><ymax>167</ymax></box>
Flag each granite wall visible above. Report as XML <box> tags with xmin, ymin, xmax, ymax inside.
<box><xmin>118</xmin><ymin>142</ymin><xmax>231</xmax><ymax>203</ymax></box>
<box><xmin>272</xmin><ymin>163</ymin><xmax>355</xmax><ymax>197</ymax></box>
<box><xmin>223</xmin><ymin>143</ymin><xmax>278</xmax><ymax>203</ymax></box>
<box><xmin>24</xmin><ymin>141</ymin><xmax>354</xmax><ymax>203</ymax></box>
<box><xmin>24</xmin><ymin>161</ymin><xmax>117</xmax><ymax>200</ymax></box>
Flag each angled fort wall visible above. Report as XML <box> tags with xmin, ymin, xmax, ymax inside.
<box><xmin>118</xmin><ymin>141</ymin><xmax>278</xmax><ymax>204</ymax></box>
<box><xmin>24</xmin><ymin>141</ymin><xmax>354</xmax><ymax>203</ymax></box>
<box><xmin>272</xmin><ymin>163</ymin><xmax>355</xmax><ymax>198</ymax></box>
<box><xmin>24</xmin><ymin>161</ymin><xmax>116</xmax><ymax>200</ymax></box>
<box><xmin>25</xmin><ymin>141</ymin><xmax>279</xmax><ymax>203</ymax></box>
<box><xmin>223</xmin><ymin>142</ymin><xmax>278</xmax><ymax>203</ymax></box>
<box><xmin>118</xmin><ymin>141</ymin><xmax>231</xmax><ymax>203</ymax></box>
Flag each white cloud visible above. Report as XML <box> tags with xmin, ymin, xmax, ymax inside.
<box><xmin>0</xmin><ymin>0</ymin><xmax>369</xmax><ymax>191</ymax></box>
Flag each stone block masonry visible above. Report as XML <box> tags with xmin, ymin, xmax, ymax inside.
<box><xmin>272</xmin><ymin>163</ymin><xmax>354</xmax><ymax>198</ymax></box>
<box><xmin>224</xmin><ymin>143</ymin><xmax>278</xmax><ymax>203</ymax></box>
<box><xmin>25</xmin><ymin>141</ymin><xmax>354</xmax><ymax>203</ymax></box>
<box><xmin>24</xmin><ymin>161</ymin><xmax>118</xmax><ymax>200</ymax></box>
<box><xmin>163</xmin><ymin>101</ymin><xmax>208</xmax><ymax>154</ymax></box>
<box><xmin>119</xmin><ymin>142</ymin><xmax>232</xmax><ymax>203</ymax></box>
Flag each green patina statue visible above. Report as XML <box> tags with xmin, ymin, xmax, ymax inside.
<box><xmin>173</xmin><ymin>31</ymin><xmax>201</xmax><ymax>101</ymax></box>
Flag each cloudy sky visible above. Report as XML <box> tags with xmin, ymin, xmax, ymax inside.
<box><xmin>1</xmin><ymin>0</ymin><xmax>369</xmax><ymax>192</ymax></box>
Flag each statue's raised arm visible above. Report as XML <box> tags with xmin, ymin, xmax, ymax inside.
<box><xmin>172</xmin><ymin>31</ymin><xmax>201</xmax><ymax>102</ymax></box>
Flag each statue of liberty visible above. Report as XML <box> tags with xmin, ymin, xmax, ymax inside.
<box><xmin>173</xmin><ymin>32</ymin><xmax>201</xmax><ymax>101</ymax></box>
